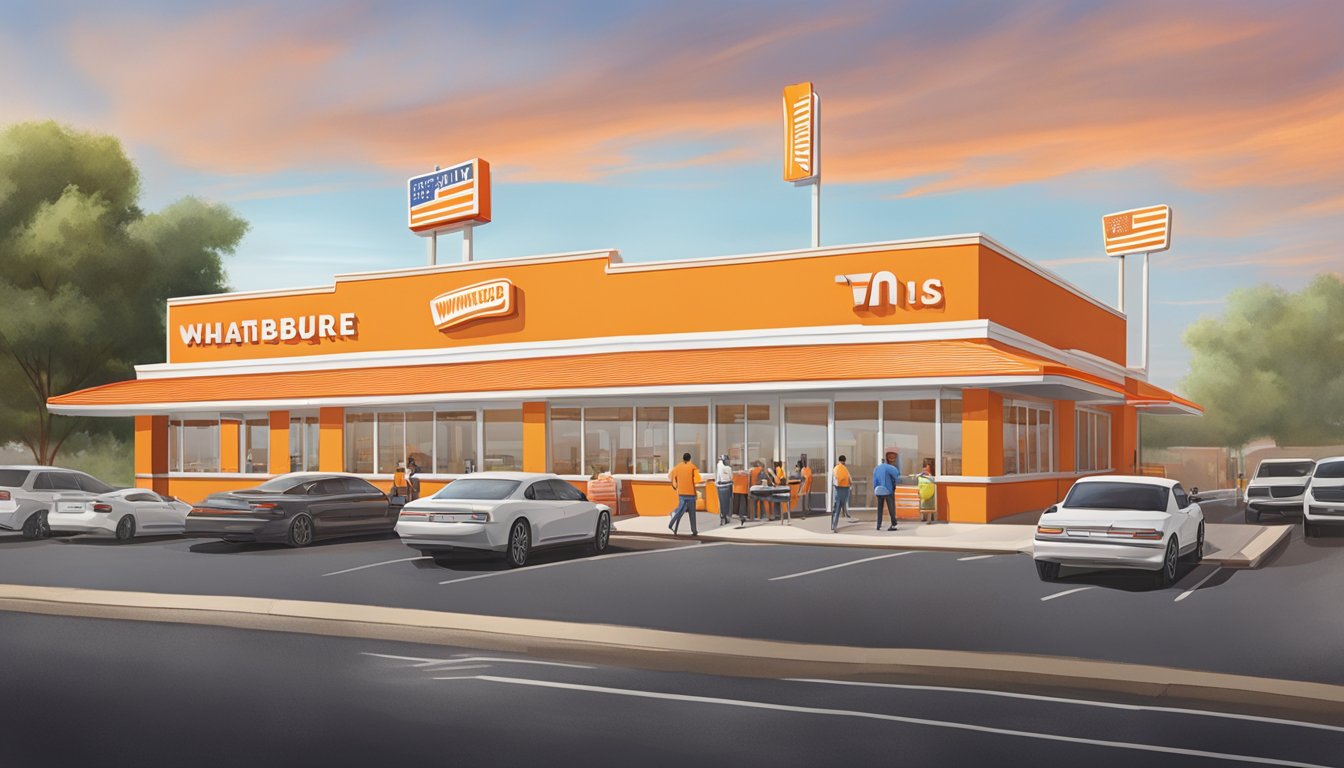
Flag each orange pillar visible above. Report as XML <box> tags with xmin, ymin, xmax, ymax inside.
<box><xmin>268</xmin><ymin>411</ymin><xmax>290</xmax><ymax>475</ymax></box>
<box><xmin>961</xmin><ymin>389</ymin><xmax>1003</xmax><ymax>476</ymax></box>
<box><xmin>1112</xmin><ymin>406</ymin><xmax>1138</xmax><ymax>475</ymax></box>
<box><xmin>522</xmin><ymin>402</ymin><xmax>547</xmax><ymax>473</ymax></box>
<box><xmin>220</xmin><ymin>418</ymin><xmax>240</xmax><ymax>473</ymax></box>
<box><xmin>319</xmin><ymin>407</ymin><xmax>344</xmax><ymax>472</ymax></box>
<box><xmin>134</xmin><ymin>415</ymin><xmax>169</xmax><ymax>495</ymax></box>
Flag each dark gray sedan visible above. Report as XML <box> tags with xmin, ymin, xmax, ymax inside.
<box><xmin>186</xmin><ymin>473</ymin><xmax>393</xmax><ymax>547</ymax></box>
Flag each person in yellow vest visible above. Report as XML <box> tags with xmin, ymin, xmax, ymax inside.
<box><xmin>830</xmin><ymin>455</ymin><xmax>852</xmax><ymax>532</ymax></box>
<box><xmin>668</xmin><ymin>452</ymin><xmax>702</xmax><ymax>535</ymax></box>
<box><xmin>917</xmin><ymin>459</ymin><xmax>937</xmax><ymax>523</ymax></box>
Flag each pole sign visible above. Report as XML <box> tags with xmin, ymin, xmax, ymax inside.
<box><xmin>1102</xmin><ymin>204</ymin><xmax>1171</xmax><ymax>257</ymax></box>
<box><xmin>782</xmin><ymin>82</ymin><xmax>817</xmax><ymax>183</ymax></box>
<box><xmin>408</xmin><ymin>158</ymin><xmax>492</xmax><ymax>235</ymax></box>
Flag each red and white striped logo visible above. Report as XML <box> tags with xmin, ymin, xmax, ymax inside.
<box><xmin>1102</xmin><ymin>204</ymin><xmax>1171</xmax><ymax>256</ymax></box>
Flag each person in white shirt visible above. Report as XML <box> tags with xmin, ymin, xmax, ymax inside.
<box><xmin>715</xmin><ymin>454</ymin><xmax>734</xmax><ymax>526</ymax></box>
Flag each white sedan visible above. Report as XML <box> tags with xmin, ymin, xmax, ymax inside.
<box><xmin>1032</xmin><ymin>475</ymin><xmax>1204</xmax><ymax>586</ymax></box>
<box><xmin>47</xmin><ymin>488</ymin><xmax>194</xmax><ymax>541</ymax></box>
<box><xmin>395</xmin><ymin>472</ymin><xmax>612</xmax><ymax>568</ymax></box>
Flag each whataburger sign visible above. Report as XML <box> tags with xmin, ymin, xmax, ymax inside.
<box><xmin>430</xmin><ymin>278</ymin><xmax>515</xmax><ymax>330</ymax></box>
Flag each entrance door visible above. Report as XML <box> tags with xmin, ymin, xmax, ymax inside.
<box><xmin>783</xmin><ymin>401</ymin><xmax>828</xmax><ymax>517</ymax></box>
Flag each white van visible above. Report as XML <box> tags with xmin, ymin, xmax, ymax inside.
<box><xmin>1243</xmin><ymin>458</ymin><xmax>1315</xmax><ymax>522</ymax></box>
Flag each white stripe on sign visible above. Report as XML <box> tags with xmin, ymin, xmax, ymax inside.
<box><xmin>323</xmin><ymin>556</ymin><xmax>432</xmax><ymax>577</ymax></box>
<box><xmin>438</xmin><ymin>541</ymin><xmax>731</xmax><ymax>585</ymax></box>
<box><xmin>769</xmin><ymin>551</ymin><xmax>914</xmax><ymax>581</ymax></box>
<box><xmin>1174</xmin><ymin>567</ymin><xmax>1222</xmax><ymax>603</ymax></box>
<box><xmin>442</xmin><ymin>676</ymin><xmax>1334</xmax><ymax>768</ymax></box>
<box><xmin>1040</xmin><ymin>586</ymin><xmax>1094</xmax><ymax>602</ymax></box>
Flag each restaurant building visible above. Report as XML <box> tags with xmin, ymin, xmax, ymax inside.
<box><xmin>47</xmin><ymin>235</ymin><xmax>1199</xmax><ymax>522</ymax></box>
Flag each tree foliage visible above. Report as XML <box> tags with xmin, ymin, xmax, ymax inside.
<box><xmin>0</xmin><ymin>121</ymin><xmax>247</xmax><ymax>463</ymax></box>
<box><xmin>1154</xmin><ymin>274</ymin><xmax>1344</xmax><ymax>448</ymax></box>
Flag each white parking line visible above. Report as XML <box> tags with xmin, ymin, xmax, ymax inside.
<box><xmin>768</xmin><ymin>551</ymin><xmax>915</xmax><ymax>581</ymax></box>
<box><xmin>322</xmin><ymin>556</ymin><xmax>431</xmax><ymax>577</ymax></box>
<box><xmin>1174</xmin><ymin>567</ymin><xmax>1222</xmax><ymax>603</ymax></box>
<box><xmin>1040</xmin><ymin>586</ymin><xmax>1094</xmax><ymax>602</ymax></box>
<box><xmin>361</xmin><ymin>652</ymin><xmax>594</xmax><ymax>670</ymax></box>
<box><xmin>787</xmin><ymin>679</ymin><xmax>1344</xmax><ymax>734</ymax></box>
<box><xmin>437</xmin><ymin>541</ymin><xmax>731</xmax><ymax>585</ymax></box>
<box><xmin>956</xmin><ymin>554</ymin><xmax>996</xmax><ymax>561</ymax></box>
<box><xmin>439</xmin><ymin>676</ymin><xmax>1333</xmax><ymax>768</ymax></box>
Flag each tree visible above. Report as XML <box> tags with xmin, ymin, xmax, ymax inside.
<box><xmin>1155</xmin><ymin>274</ymin><xmax>1344</xmax><ymax>448</ymax></box>
<box><xmin>0</xmin><ymin>121</ymin><xmax>247</xmax><ymax>463</ymax></box>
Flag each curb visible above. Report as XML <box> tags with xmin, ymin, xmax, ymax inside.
<box><xmin>1217</xmin><ymin>525</ymin><xmax>1292</xmax><ymax>569</ymax></box>
<box><xmin>1</xmin><ymin>583</ymin><xmax>1341</xmax><ymax>724</ymax></box>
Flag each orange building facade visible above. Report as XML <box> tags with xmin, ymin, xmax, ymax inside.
<box><xmin>49</xmin><ymin>235</ymin><xmax>1199</xmax><ymax>522</ymax></box>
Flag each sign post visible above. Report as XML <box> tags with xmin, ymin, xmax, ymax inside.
<box><xmin>408</xmin><ymin>158</ymin><xmax>492</xmax><ymax>264</ymax></box>
<box><xmin>1102</xmin><ymin>204</ymin><xmax>1172</xmax><ymax>374</ymax></box>
<box><xmin>783</xmin><ymin>82</ymin><xmax>820</xmax><ymax>248</ymax></box>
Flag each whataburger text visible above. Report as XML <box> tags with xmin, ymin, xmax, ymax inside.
<box><xmin>179</xmin><ymin>313</ymin><xmax>358</xmax><ymax>347</ymax></box>
<box><xmin>430</xmin><ymin>279</ymin><xmax>513</xmax><ymax>330</ymax></box>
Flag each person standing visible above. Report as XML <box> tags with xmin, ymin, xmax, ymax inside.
<box><xmin>715</xmin><ymin>454</ymin><xmax>734</xmax><ymax>526</ymax></box>
<box><xmin>668</xmin><ymin>453</ymin><xmax>702</xmax><ymax>535</ymax></box>
<box><xmin>406</xmin><ymin>456</ymin><xmax>422</xmax><ymax>501</ymax></box>
<box><xmin>917</xmin><ymin>459</ymin><xmax>937</xmax><ymax>523</ymax></box>
<box><xmin>831</xmin><ymin>455</ymin><xmax>852</xmax><ymax>532</ymax></box>
<box><xmin>873</xmin><ymin>451</ymin><xmax>901</xmax><ymax>531</ymax></box>
<box><xmin>797</xmin><ymin>459</ymin><xmax>814</xmax><ymax>517</ymax></box>
<box><xmin>732</xmin><ymin>465</ymin><xmax>751</xmax><ymax>527</ymax></box>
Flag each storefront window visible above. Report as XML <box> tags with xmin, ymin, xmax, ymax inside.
<box><xmin>1076</xmin><ymin>409</ymin><xmax>1111</xmax><ymax>471</ymax></box>
<box><xmin>376</xmin><ymin>413</ymin><xmax>405</xmax><ymax>475</ymax></box>
<box><xmin>405</xmin><ymin>412</ymin><xmax>433</xmax><ymax>472</ymax></box>
<box><xmin>550</xmin><ymin>407</ymin><xmax>582</xmax><ymax>475</ymax></box>
<box><xmin>435</xmin><ymin>411</ymin><xmax>478</xmax><ymax>474</ymax></box>
<box><xmin>882</xmin><ymin>399</ymin><xmax>936</xmax><ymax>479</ymax></box>
<box><xmin>784</xmin><ymin>402</ymin><xmax>827</xmax><ymax>503</ymax></box>
<box><xmin>169</xmin><ymin>418</ymin><xmax>220</xmax><ymax>473</ymax></box>
<box><xmin>635</xmin><ymin>406</ymin><xmax>670</xmax><ymax>474</ymax></box>
<box><xmin>289</xmin><ymin>415</ymin><xmax>319</xmax><ymax>472</ymax></box>
<box><xmin>345</xmin><ymin>412</ymin><xmax>374</xmax><ymax>474</ymax></box>
<box><xmin>714</xmin><ymin>404</ymin><xmax>745</xmax><ymax>468</ymax></box>
<box><xmin>483</xmin><ymin>408</ymin><xmax>523</xmax><ymax>471</ymax></box>
<box><xmin>1003</xmin><ymin>400</ymin><xmax>1054</xmax><ymax>475</ymax></box>
<box><xmin>835</xmin><ymin>401</ymin><xmax>878</xmax><ymax>508</ymax></box>
<box><xmin>585</xmin><ymin>407</ymin><xmax>633</xmax><ymax>475</ymax></box>
<box><xmin>242</xmin><ymin>417</ymin><xmax>269</xmax><ymax>473</ymax></box>
<box><xmin>746</xmin><ymin>403</ymin><xmax>778</xmax><ymax>470</ymax></box>
<box><xmin>675</xmin><ymin>405</ymin><xmax>709</xmax><ymax>470</ymax></box>
<box><xmin>940</xmin><ymin>397</ymin><xmax>963</xmax><ymax>475</ymax></box>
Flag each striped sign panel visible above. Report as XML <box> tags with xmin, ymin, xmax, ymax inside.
<box><xmin>407</xmin><ymin>158</ymin><xmax>492</xmax><ymax>234</ymax></box>
<box><xmin>1102</xmin><ymin>204</ymin><xmax>1171</xmax><ymax>256</ymax></box>
<box><xmin>783</xmin><ymin>82</ymin><xmax>817</xmax><ymax>182</ymax></box>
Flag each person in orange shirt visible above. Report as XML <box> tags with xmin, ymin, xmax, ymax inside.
<box><xmin>831</xmin><ymin>455</ymin><xmax>852</xmax><ymax>532</ymax></box>
<box><xmin>796</xmin><ymin>458</ymin><xmax>814</xmax><ymax>517</ymax></box>
<box><xmin>748</xmin><ymin>461</ymin><xmax>764</xmax><ymax>519</ymax></box>
<box><xmin>668</xmin><ymin>452</ymin><xmax>702</xmax><ymax>535</ymax></box>
<box><xmin>731</xmin><ymin>464</ymin><xmax>750</xmax><ymax>527</ymax></box>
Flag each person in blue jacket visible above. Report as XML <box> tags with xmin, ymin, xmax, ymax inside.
<box><xmin>873</xmin><ymin>451</ymin><xmax>902</xmax><ymax>531</ymax></box>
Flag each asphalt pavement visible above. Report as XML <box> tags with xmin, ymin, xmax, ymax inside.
<box><xmin>1</xmin><ymin>612</ymin><xmax>1339</xmax><ymax>768</ymax></box>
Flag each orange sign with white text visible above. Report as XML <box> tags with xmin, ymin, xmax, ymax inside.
<box><xmin>782</xmin><ymin>82</ymin><xmax>817</xmax><ymax>182</ymax></box>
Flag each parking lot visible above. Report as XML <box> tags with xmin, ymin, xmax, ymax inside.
<box><xmin>1</xmin><ymin>496</ymin><xmax>1341</xmax><ymax>687</ymax></box>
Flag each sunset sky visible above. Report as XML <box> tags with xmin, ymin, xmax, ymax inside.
<box><xmin>3</xmin><ymin>0</ymin><xmax>1341</xmax><ymax>392</ymax></box>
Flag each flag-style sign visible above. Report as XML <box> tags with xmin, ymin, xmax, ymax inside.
<box><xmin>1102</xmin><ymin>204</ymin><xmax>1171</xmax><ymax>257</ymax></box>
<box><xmin>407</xmin><ymin>158</ymin><xmax>492</xmax><ymax>235</ymax></box>
<box><xmin>783</xmin><ymin>82</ymin><xmax>817</xmax><ymax>182</ymax></box>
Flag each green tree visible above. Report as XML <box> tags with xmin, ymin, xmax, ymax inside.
<box><xmin>0</xmin><ymin>121</ymin><xmax>247</xmax><ymax>463</ymax></box>
<box><xmin>1154</xmin><ymin>274</ymin><xmax>1344</xmax><ymax>448</ymax></box>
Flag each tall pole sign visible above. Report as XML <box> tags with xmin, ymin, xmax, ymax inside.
<box><xmin>783</xmin><ymin>82</ymin><xmax>820</xmax><ymax>248</ymax></box>
<box><xmin>1102</xmin><ymin>204</ymin><xmax>1172</xmax><ymax>374</ymax></box>
<box><xmin>408</xmin><ymin>158</ymin><xmax>492</xmax><ymax>264</ymax></box>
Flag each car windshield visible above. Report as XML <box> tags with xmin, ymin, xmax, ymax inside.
<box><xmin>251</xmin><ymin>475</ymin><xmax>320</xmax><ymax>492</ymax></box>
<box><xmin>434</xmin><ymin>479</ymin><xmax>520</xmax><ymax>500</ymax></box>
<box><xmin>1313</xmin><ymin>461</ymin><xmax>1344</xmax><ymax>479</ymax></box>
<box><xmin>1064</xmin><ymin>482</ymin><xmax>1168</xmax><ymax>512</ymax></box>
<box><xmin>0</xmin><ymin>469</ymin><xmax>29</xmax><ymax>488</ymax></box>
<box><xmin>1257</xmin><ymin>461</ymin><xmax>1315</xmax><ymax>478</ymax></box>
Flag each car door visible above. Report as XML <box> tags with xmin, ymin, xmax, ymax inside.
<box><xmin>522</xmin><ymin>480</ymin><xmax>567</xmax><ymax>542</ymax></box>
<box><xmin>1169</xmin><ymin>484</ymin><xmax>1196</xmax><ymax>544</ymax></box>
<box><xmin>341</xmin><ymin>477</ymin><xmax>392</xmax><ymax>530</ymax></box>
<box><xmin>304</xmin><ymin>478</ymin><xmax>352</xmax><ymax>534</ymax></box>
<box><xmin>548</xmin><ymin>479</ymin><xmax>597</xmax><ymax>540</ymax></box>
<box><xmin>121</xmin><ymin>491</ymin><xmax>166</xmax><ymax>531</ymax></box>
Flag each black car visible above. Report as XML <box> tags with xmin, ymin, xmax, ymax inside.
<box><xmin>186</xmin><ymin>473</ymin><xmax>393</xmax><ymax>547</ymax></box>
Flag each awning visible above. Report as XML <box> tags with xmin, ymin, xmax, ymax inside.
<box><xmin>48</xmin><ymin>339</ymin><xmax>1133</xmax><ymax>416</ymax></box>
<box><xmin>1127</xmin><ymin>379</ymin><xmax>1203</xmax><ymax>416</ymax></box>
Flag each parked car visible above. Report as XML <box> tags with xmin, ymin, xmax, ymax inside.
<box><xmin>1033</xmin><ymin>475</ymin><xmax>1204</xmax><ymax>586</ymax></box>
<box><xmin>1303</xmin><ymin>457</ymin><xmax>1344</xmax><ymax>538</ymax></box>
<box><xmin>1244</xmin><ymin>458</ymin><xmax>1315</xmax><ymax>522</ymax></box>
<box><xmin>48</xmin><ymin>488</ymin><xmax>193</xmax><ymax>541</ymax></box>
<box><xmin>186</xmin><ymin>473</ymin><xmax>393</xmax><ymax>548</ymax></box>
<box><xmin>395</xmin><ymin>472</ymin><xmax>612</xmax><ymax>568</ymax></box>
<box><xmin>0</xmin><ymin>466</ymin><xmax>118</xmax><ymax>539</ymax></box>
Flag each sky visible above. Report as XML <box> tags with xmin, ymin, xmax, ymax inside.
<box><xmin>2</xmin><ymin>0</ymin><xmax>1342</xmax><ymax>394</ymax></box>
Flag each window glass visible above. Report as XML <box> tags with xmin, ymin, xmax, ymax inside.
<box><xmin>289</xmin><ymin>415</ymin><xmax>320</xmax><ymax>473</ymax></box>
<box><xmin>0</xmin><ymin>469</ymin><xmax>30</xmax><ymax>488</ymax></box>
<box><xmin>405</xmin><ymin>412</ymin><xmax>433</xmax><ymax>474</ymax></box>
<box><xmin>585</xmin><ymin>407</ymin><xmax>633</xmax><ymax>476</ymax></box>
<box><xmin>345</xmin><ymin>412</ymin><xmax>374</xmax><ymax>474</ymax></box>
<box><xmin>527</xmin><ymin>481</ymin><xmax>557</xmax><ymax>500</ymax></box>
<box><xmin>549</xmin><ymin>407</ymin><xmax>582</xmax><ymax>475</ymax></box>
<box><xmin>550</xmin><ymin>479</ymin><xmax>585</xmax><ymax>501</ymax></box>
<box><xmin>635</xmin><ymin>406</ymin><xmax>670</xmax><ymax>475</ymax></box>
<box><xmin>746</xmin><ymin>403</ymin><xmax>777</xmax><ymax>470</ymax></box>
<box><xmin>33</xmin><ymin>473</ymin><xmax>56</xmax><ymax>490</ymax></box>
<box><xmin>243</xmin><ymin>417</ymin><xmax>269</xmax><ymax>473</ymax></box>
<box><xmin>1173</xmin><ymin>485</ymin><xmax>1190</xmax><ymax>509</ymax></box>
<box><xmin>172</xmin><ymin>419</ymin><xmax>220</xmax><ymax>473</ymax></box>
<box><xmin>1064</xmin><ymin>482</ymin><xmax>1167</xmax><ymax>512</ymax></box>
<box><xmin>50</xmin><ymin>473</ymin><xmax>80</xmax><ymax>491</ymax></box>
<box><xmin>675</xmin><ymin>405</ymin><xmax>710</xmax><ymax>470</ymax></box>
<box><xmin>1003</xmin><ymin>401</ymin><xmax>1053</xmax><ymax>475</ymax></box>
<box><xmin>882</xmin><ymin>399</ymin><xmax>936</xmax><ymax>479</ymax></box>
<box><xmin>483</xmin><ymin>409</ymin><xmax>523</xmax><ymax>472</ymax></box>
<box><xmin>376</xmin><ymin>413</ymin><xmax>405</xmax><ymax>475</ymax></box>
<box><xmin>435</xmin><ymin>479</ymin><xmax>520</xmax><ymax>500</ymax></box>
<box><xmin>783</xmin><ymin>402</ymin><xmax>827</xmax><ymax>493</ymax></box>
<box><xmin>1313</xmin><ymin>461</ymin><xmax>1344</xmax><ymax>479</ymax></box>
<box><xmin>76</xmin><ymin>474</ymin><xmax>114</xmax><ymax>494</ymax></box>
<box><xmin>125</xmin><ymin>493</ymin><xmax>155</xmax><ymax>503</ymax></box>
<box><xmin>434</xmin><ymin>410</ymin><xmax>478</xmax><ymax>474</ymax></box>
<box><xmin>714</xmin><ymin>404</ymin><xmax>745</xmax><ymax>469</ymax></box>
<box><xmin>835</xmin><ymin>401</ymin><xmax>878</xmax><ymax>508</ymax></box>
<box><xmin>1075</xmin><ymin>410</ymin><xmax>1111</xmax><ymax>472</ymax></box>
<box><xmin>313</xmin><ymin>479</ymin><xmax>346</xmax><ymax>495</ymax></box>
<box><xmin>1258</xmin><ymin>461</ymin><xmax>1316</xmax><ymax>478</ymax></box>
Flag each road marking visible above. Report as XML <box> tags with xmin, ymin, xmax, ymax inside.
<box><xmin>957</xmin><ymin>554</ymin><xmax>996</xmax><ymax>561</ymax></box>
<box><xmin>322</xmin><ymin>556</ymin><xmax>431</xmax><ymax>577</ymax></box>
<box><xmin>768</xmin><ymin>551</ymin><xmax>914</xmax><ymax>581</ymax></box>
<box><xmin>441</xmin><ymin>676</ymin><xmax>1333</xmax><ymax>768</ymax></box>
<box><xmin>1040</xmin><ymin>586</ymin><xmax>1094</xmax><ymax>602</ymax></box>
<box><xmin>787</xmin><ymin>679</ymin><xmax>1344</xmax><ymax>734</ymax></box>
<box><xmin>1174</xmin><ymin>566</ymin><xmax>1222</xmax><ymax>603</ymax></box>
<box><xmin>361</xmin><ymin>652</ymin><xmax>593</xmax><ymax>669</ymax></box>
<box><xmin>437</xmin><ymin>541</ymin><xmax>731</xmax><ymax>585</ymax></box>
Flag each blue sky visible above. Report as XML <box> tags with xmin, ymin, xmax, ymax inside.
<box><xmin>3</xmin><ymin>0</ymin><xmax>1342</xmax><ymax>393</ymax></box>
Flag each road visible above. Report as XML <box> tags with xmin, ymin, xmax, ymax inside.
<box><xmin>1</xmin><ymin>611</ymin><xmax>1339</xmax><ymax>768</ymax></box>
<box><xmin>1</xmin><ymin>497</ymin><xmax>1340</xmax><ymax>687</ymax></box>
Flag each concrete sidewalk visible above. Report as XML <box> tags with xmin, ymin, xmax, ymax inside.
<box><xmin>613</xmin><ymin>510</ymin><xmax>1289</xmax><ymax>568</ymax></box>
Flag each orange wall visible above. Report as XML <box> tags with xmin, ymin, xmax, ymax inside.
<box><xmin>522</xmin><ymin>402</ymin><xmax>546</xmax><ymax>472</ymax></box>
<box><xmin>134</xmin><ymin>415</ymin><xmax>169</xmax><ymax>495</ymax></box>
<box><xmin>1055</xmin><ymin>402</ymin><xmax>1076</xmax><ymax>473</ymax></box>
<box><xmin>961</xmin><ymin>389</ymin><xmax>1003</xmax><ymax>476</ymax></box>
<box><xmin>268</xmin><ymin>411</ymin><xmax>289</xmax><ymax>474</ymax></box>
<box><xmin>318</xmin><ymin>407</ymin><xmax>344</xmax><ymax>472</ymax></box>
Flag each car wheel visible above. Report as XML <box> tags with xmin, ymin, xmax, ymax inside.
<box><xmin>115</xmin><ymin>515</ymin><xmax>136</xmax><ymax>543</ymax></box>
<box><xmin>1182</xmin><ymin>523</ymin><xmax>1204</xmax><ymax>563</ymax></box>
<box><xmin>1157</xmin><ymin>537</ymin><xmax>1179</xmax><ymax>587</ymax></box>
<box><xmin>286</xmin><ymin>514</ymin><xmax>315</xmax><ymax>548</ymax></box>
<box><xmin>592</xmin><ymin>511</ymin><xmax>611</xmax><ymax>554</ymax></box>
<box><xmin>504</xmin><ymin>519</ymin><xmax>530</xmax><ymax>568</ymax></box>
<box><xmin>1034</xmin><ymin>560</ymin><xmax>1060</xmax><ymax>581</ymax></box>
<box><xmin>21</xmin><ymin>510</ymin><xmax>50</xmax><ymax>540</ymax></box>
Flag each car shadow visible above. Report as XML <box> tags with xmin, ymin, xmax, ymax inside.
<box><xmin>1258</xmin><ymin>523</ymin><xmax>1344</xmax><ymax>569</ymax></box>
<box><xmin>421</xmin><ymin>542</ymin><xmax>599</xmax><ymax>573</ymax></box>
<box><xmin>1047</xmin><ymin>560</ymin><xmax>1211</xmax><ymax>593</ymax></box>
<box><xmin>55</xmin><ymin>534</ymin><xmax>185</xmax><ymax>546</ymax></box>
<box><xmin>186</xmin><ymin>530</ymin><xmax>399</xmax><ymax>555</ymax></box>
